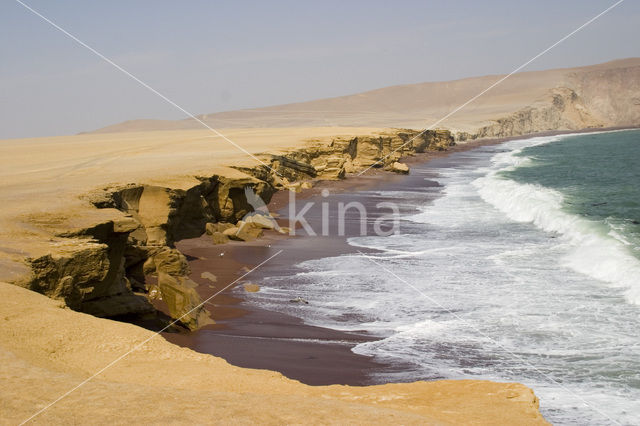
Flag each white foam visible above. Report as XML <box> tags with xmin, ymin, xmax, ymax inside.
<box><xmin>473</xmin><ymin>137</ymin><xmax>640</xmax><ymax>304</ymax></box>
<box><xmin>245</xmin><ymin>132</ymin><xmax>640</xmax><ymax>424</ymax></box>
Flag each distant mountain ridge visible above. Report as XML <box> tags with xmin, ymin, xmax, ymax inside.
<box><xmin>91</xmin><ymin>58</ymin><xmax>640</xmax><ymax>138</ymax></box>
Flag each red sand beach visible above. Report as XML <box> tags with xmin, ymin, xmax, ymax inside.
<box><xmin>161</xmin><ymin>136</ymin><xmax>527</xmax><ymax>385</ymax></box>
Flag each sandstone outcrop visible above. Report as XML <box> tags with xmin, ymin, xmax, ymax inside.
<box><xmin>209</xmin><ymin>232</ymin><xmax>229</xmax><ymax>245</ymax></box>
<box><xmin>244</xmin><ymin>213</ymin><xmax>278</xmax><ymax>230</ymax></box>
<box><xmin>242</xmin><ymin>282</ymin><xmax>261</xmax><ymax>292</ymax></box>
<box><xmin>248</xmin><ymin>128</ymin><xmax>454</xmax><ymax>187</ymax></box>
<box><xmin>230</xmin><ymin>221</ymin><xmax>264</xmax><ymax>241</ymax></box>
<box><xmin>135</xmin><ymin>246</ymin><xmax>213</xmax><ymax>330</ymax></box>
<box><xmin>16</xmin><ymin>213</ymin><xmax>155</xmax><ymax>318</ymax></box>
<box><xmin>205</xmin><ymin>221</ymin><xmax>234</xmax><ymax>235</ymax></box>
<box><xmin>390</xmin><ymin>162</ymin><xmax>410</xmax><ymax>174</ymax></box>
<box><xmin>7</xmin><ymin>128</ymin><xmax>456</xmax><ymax>328</ymax></box>
<box><xmin>100</xmin><ymin>173</ymin><xmax>275</xmax><ymax>246</ymax></box>
<box><xmin>156</xmin><ymin>272</ymin><xmax>214</xmax><ymax>330</ymax></box>
<box><xmin>205</xmin><ymin>222</ymin><xmax>234</xmax><ymax>244</ymax></box>
<box><xmin>468</xmin><ymin>87</ymin><xmax>604</xmax><ymax>140</ymax></box>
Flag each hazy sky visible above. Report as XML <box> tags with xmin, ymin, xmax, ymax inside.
<box><xmin>1</xmin><ymin>0</ymin><xmax>639</xmax><ymax>139</ymax></box>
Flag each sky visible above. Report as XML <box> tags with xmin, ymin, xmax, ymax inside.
<box><xmin>1</xmin><ymin>0</ymin><xmax>639</xmax><ymax>139</ymax></box>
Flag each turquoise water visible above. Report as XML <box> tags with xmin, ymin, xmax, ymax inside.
<box><xmin>506</xmin><ymin>130</ymin><xmax>640</xmax><ymax>261</ymax></box>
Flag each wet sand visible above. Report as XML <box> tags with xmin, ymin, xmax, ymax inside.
<box><xmin>165</xmin><ymin>233</ymin><xmax>386</xmax><ymax>386</ymax></box>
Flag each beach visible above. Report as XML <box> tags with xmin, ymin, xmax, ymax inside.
<box><xmin>155</xmin><ymin>132</ymin><xmax>571</xmax><ymax>384</ymax></box>
<box><xmin>159</xmin><ymin>128</ymin><xmax>640</xmax><ymax>424</ymax></box>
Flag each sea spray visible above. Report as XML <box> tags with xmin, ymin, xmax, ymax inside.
<box><xmin>474</xmin><ymin>131</ymin><xmax>640</xmax><ymax>304</ymax></box>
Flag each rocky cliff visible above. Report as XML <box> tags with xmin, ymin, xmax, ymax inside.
<box><xmin>459</xmin><ymin>87</ymin><xmax>604</xmax><ymax>141</ymax></box>
<box><xmin>11</xmin><ymin>129</ymin><xmax>454</xmax><ymax>329</ymax></box>
<box><xmin>465</xmin><ymin>60</ymin><xmax>640</xmax><ymax>139</ymax></box>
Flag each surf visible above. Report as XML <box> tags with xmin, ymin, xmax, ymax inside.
<box><xmin>474</xmin><ymin>132</ymin><xmax>640</xmax><ymax>304</ymax></box>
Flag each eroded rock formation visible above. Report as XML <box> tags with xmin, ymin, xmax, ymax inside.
<box><xmin>11</xmin><ymin>129</ymin><xmax>454</xmax><ymax>329</ymax></box>
<box><xmin>470</xmin><ymin>88</ymin><xmax>602</xmax><ymax>139</ymax></box>
<box><xmin>18</xmin><ymin>214</ymin><xmax>155</xmax><ymax>319</ymax></box>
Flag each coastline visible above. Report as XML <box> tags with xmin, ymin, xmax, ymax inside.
<box><xmin>160</xmin><ymin>127</ymin><xmax>636</xmax><ymax>386</ymax></box>
<box><xmin>166</xmin><ymin>231</ymin><xmax>387</xmax><ymax>386</ymax></box>
<box><xmin>4</xmin><ymin>126</ymin><xmax>634</xmax><ymax>423</ymax></box>
<box><xmin>0</xmin><ymin>126</ymin><xmax>552</xmax><ymax>422</ymax></box>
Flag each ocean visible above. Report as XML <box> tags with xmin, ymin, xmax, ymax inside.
<box><xmin>244</xmin><ymin>129</ymin><xmax>640</xmax><ymax>425</ymax></box>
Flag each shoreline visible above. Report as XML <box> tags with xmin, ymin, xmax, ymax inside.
<box><xmin>163</xmin><ymin>174</ymin><xmax>404</xmax><ymax>385</ymax></box>
<box><xmin>3</xmin><ymin>125</ymin><xmax>633</xmax><ymax>422</ymax></box>
<box><xmin>160</xmin><ymin>126</ymin><xmax>636</xmax><ymax>386</ymax></box>
<box><xmin>4</xmin><ymin>54</ymin><xmax>640</xmax><ymax>422</ymax></box>
<box><xmin>161</xmin><ymin>138</ymin><xmax>457</xmax><ymax>385</ymax></box>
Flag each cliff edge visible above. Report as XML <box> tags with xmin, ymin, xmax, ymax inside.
<box><xmin>0</xmin><ymin>282</ymin><xmax>547</xmax><ymax>424</ymax></box>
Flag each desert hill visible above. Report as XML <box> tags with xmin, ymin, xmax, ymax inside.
<box><xmin>92</xmin><ymin>58</ymin><xmax>640</xmax><ymax>136</ymax></box>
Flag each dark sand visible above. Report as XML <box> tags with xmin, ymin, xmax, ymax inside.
<box><xmin>163</xmin><ymin>148</ymin><xmax>450</xmax><ymax>385</ymax></box>
<box><xmin>166</xmin><ymin>233</ymin><xmax>387</xmax><ymax>386</ymax></box>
